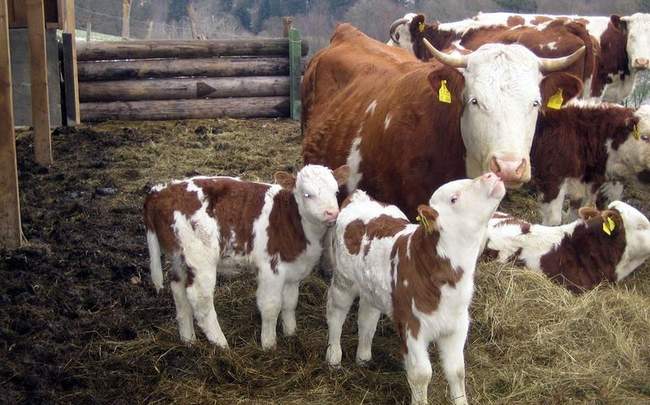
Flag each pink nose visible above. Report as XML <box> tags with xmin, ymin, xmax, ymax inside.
<box><xmin>634</xmin><ymin>57</ymin><xmax>649</xmax><ymax>69</ymax></box>
<box><xmin>490</xmin><ymin>157</ymin><xmax>528</xmax><ymax>185</ymax></box>
<box><xmin>324</xmin><ymin>209</ymin><xmax>339</xmax><ymax>222</ymax></box>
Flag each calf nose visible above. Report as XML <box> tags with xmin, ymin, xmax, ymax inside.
<box><xmin>634</xmin><ymin>58</ymin><xmax>649</xmax><ymax>69</ymax></box>
<box><xmin>490</xmin><ymin>157</ymin><xmax>527</xmax><ymax>184</ymax></box>
<box><xmin>324</xmin><ymin>209</ymin><xmax>339</xmax><ymax>222</ymax></box>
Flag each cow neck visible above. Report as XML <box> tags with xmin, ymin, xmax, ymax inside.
<box><xmin>267</xmin><ymin>189</ymin><xmax>318</xmax><ymax>263</ymax></box>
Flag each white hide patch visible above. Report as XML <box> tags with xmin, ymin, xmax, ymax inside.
<box><xmin>346</xmin><ymin>137</ymin><xmax>363</xmax><ymax>193</ymax></box>
<box><xmin>365</xmin><ymin>100</ymin><xmax>378</xmax><ymax>115</ymax></box>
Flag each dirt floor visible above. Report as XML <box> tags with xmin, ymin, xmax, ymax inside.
<box><xmin>1</xmin><ymin>118</ymin><xmax>649</xmax><ymax>404</ymax></box>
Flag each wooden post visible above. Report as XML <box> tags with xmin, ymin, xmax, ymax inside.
<box><xmin>86</xmin><ymin>21</ymin><xmax>91</xmax><ymax>42</ymax></box>
<box><xmin>26</xmin><ymin>0</ymin><xmax>52</xmax><ymax>166</ymax></box>
<box><xmin>62</xmin><ymin>0</ymin><xmax>79</xmax><ymax>125</ymax></box>
<box><xmin>121</xmin><ymin>0</ymin><xmax>131</xmax><ymax>38</ymax></box>
<box><xmin>288</xmin><ymin>26</ymin><xmax>301</xmax><ymax>121</ymax></box>
<box><xmin>0</xmin><ymin>0</ymin><xmax>23</xmax><ymax>248</ymax></box>
<box><xmin>282</xmin><ymin>16</ymin><xmax>293</xmax><ymax>38</ymax></box>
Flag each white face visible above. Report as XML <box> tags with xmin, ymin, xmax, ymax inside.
<box><xmin>608</xmin><ymin>201</ymin><xmax>650</xmax><ymax>262</ymax></box>
<box><xmin>294</xmin><ymin>165</ymin><xmax>341</xmax><ymax>225</ymax></box>
<box><xmin>388</xmin><ymin>13</ymin><xmax>417</xmax><ymax>50</ymax></box>
<box><xmin>611</xmin><ymin>106</ymin><xmax>650</xmax><ymax>177</ymax></box>
<box><xmin>622</xmin><ymin>13</ymin><xmax>650</xmax><ymax>70</ymax></box>
<box><xmin>460</xmin><ymin>44</ymin><xmax>542</xmax><ymax>187</ymax></box>
<box><xmin>429</xmin><ymin>172</ymin><xmax>506</xmax><ymax>233</ymax></box>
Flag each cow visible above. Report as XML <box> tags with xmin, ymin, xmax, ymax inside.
<box><xmin>470</xmin><ymin>12</ymin><xmax>650</xmax><ymax>101</ymax></box>
<box><xmin>531</xmin><ymin>100</ymin><xmax>650</xmax><ymax>225</ymax></box>
<box><xmin>387</xmin><ymin>13</ymin><xmax>596</xmax><ymax>97</ymax></box>
<box><xmin>302</xmin><ymin>23</ymin><xmax>584</xmax><ymax>220</ymax></box>
<box><xmin>143</xmin><ymin>164</ymin><xmax>350</xmax><ymax>349</ymax></box>
<box><xmin>484</xmin><ymin>201</ymin><xmax>650</xmax><ymax>292</ymax></box>
<box><xmin>326</xmin><ymin>173</ymin><xmax>506</xmax><ymax>405</ymax></box>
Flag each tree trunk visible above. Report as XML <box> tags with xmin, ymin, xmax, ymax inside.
<box><xmin>186</xmin><ymin>1</ymin><xmax>201</xmax><ymax>39</ymax></box>
<box><xmin>121</xmin><ymin>0</ymin><xmax>132</xmax><ymax>38</ymax></box>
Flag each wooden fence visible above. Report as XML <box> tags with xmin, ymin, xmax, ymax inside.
<box><xmin>77</xmin><ymin>34</ymin><xmax>308</xmax><ymax>122</ymax></box>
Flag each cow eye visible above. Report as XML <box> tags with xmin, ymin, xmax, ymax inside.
<box><xmin>395</xmin><ymin>33</ymin><xmax>400</xmax><ymax>41</ymax></box>
<box><xmin>533</xmin><ymin>100</ymin><xmax>541</xmax><ymax>107</ymax></box>
<box><xmin>451</xmin><ymin>196</ymin><xmax>458</xmax><ymax>204</ymax></box>
<box><xmin>642</xmin><ymin>135</ymin><xmax>649</xmax><ymax>142</ymax></box>
<box><xmin>304</xmin><ymin>193</ymin><xmax>311</xmax><ymax>198</ymax></box>
<box><xmin>469</xmin><ymin>98</ymin><xmax>478</xmax><ymax>105</ymax></box>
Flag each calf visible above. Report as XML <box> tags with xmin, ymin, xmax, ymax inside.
<box><xmin>484</xmin><ymin>201</ymin><xmax>650</xmax><ymax>292</ymax></box>
<box><xmin>326</xmin><ymin>173</ymin><xmax>505</xmax><ymax>405</ymax></box>
<box><xmin>532</xmin><ymin>100</ymin><xmax>650</xmax><ymax>225</ymax></box>
<box><xmin>143</xmin><ymin>164</ymin><xmax>350</xmax><ymax>349</ymax></box>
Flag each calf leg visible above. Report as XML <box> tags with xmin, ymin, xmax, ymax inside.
<box><xmin>326</xmin><ymin>277</ymin><xmax>357</xmax><ymax>366</ymax></box>
<box><xmin>257</xmin><ymin>267</ymin><xmax>285</xmax><ymax>350</ymax></box>
<box><xmin>436</xmin><ymin>317</ymin><xmax>470</xmax><ymax>405</ymax></box>
<box><xmin>404</xmin><ymin>334</ymin><xmax>432</xmax><ymax>405</ymax></box>
<box><xmin>356</xmin><ymin>297</ymin><xmax>381</xmax><ymax>364</ymax></box>
<box><xmin>185</xmin><ymin>263</ymin><xmax>229</xmax><ymax>348</ymax></box>
<box><xmin>281</xmin><ymin>281</ymin><xmax>300</xmax><ymax>336</ymax></box>
<box><xmin>170</xmin><ymin>254</ymin><xmax>196</xmax><ymax>343</ymax></box>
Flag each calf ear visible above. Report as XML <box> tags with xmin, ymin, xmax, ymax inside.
<box><xmin>416</xmin><ymin>205</ymin><xmax>439</xmax><ymax>234</ymax></box>
<box><xmin>332</xmin><ymin>165</ymin><xmax>351</xmax><ymax>186</ymax></box>
<box><xmin>409</xmin><ymin>14</ymin><xmax>426</xmax><ymax>37</ymax></box>
<box><xmin>541</xmin><ymin>72</ymin><xmax>583</xmax><ymax>109</ymax></box>
<box><xmin>610</xmin><ymin>15</ymin><xmax>627</xmax><ymax>32</ymax></box>
<box><xmin>600</xmin><ymin>210</ymin><xmax>622</xmax><ymax>236</ymax></box>
<box><xmin>274</xmin><ymin>171</ymin><xmax>296</xmax><ymax>190</ymax></box>
<box><xmin>578</xmin><ymin>206</ymin><xmax>600</xmax><ymax>221</ymax></box>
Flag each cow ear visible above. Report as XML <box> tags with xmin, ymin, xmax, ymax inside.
<box><xmin>427</xmin><ymin>67</ymin><xmax>465</xmax><ymax>105</ymax></box>
<box><xmin>416</xmin><ymin>205</ymin><xmax>439</xmax><ymax>234</ymax></box>
<box><xmin>610</xmin><ymin>15</ymin><xmax>626</xmax><ymax>31</ymax></box>
<box><xmin>600</xmin><ymin>210</ymin><xmax>622</xmax><ymax>236</ymax></box>
<box><xmin>578</xmin><ymin>206</ymin><xmax>600</xmax><ymax>221</ymax></box>
<box><xmin>540</xmin><ymin>72</ymin><xmax>583</xmax><ymax>109</ymax></box>
<box><xmin>409</xmin><ymin>14</ymin><xmax>426</xmax><ymax>36</ymax></box>
<box><xmin>332</xmin><ymin>164</ymin><xmax>351</xmax><ymax>186</ymax></box>
<box><xmin>274</xmin><ymin>171</ymin><xmax>296</xmax><ymax>190</ymax></box>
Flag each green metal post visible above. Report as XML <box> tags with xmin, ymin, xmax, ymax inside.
<box><xmin>288</xmin><ymin>27</ymin><xmax>301</xmax><ymax>121</ymax></box>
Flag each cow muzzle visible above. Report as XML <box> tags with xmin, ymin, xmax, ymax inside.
<box><xmin>633</xmin><ymin>58</ymin><xmax>649</xmax><ymax>70</ymax></box>
<box><xmin>489</xmin><ymin>157</ymin><xmax>529</xmax><ymax>188</ymax></box>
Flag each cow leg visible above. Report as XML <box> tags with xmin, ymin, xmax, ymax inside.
<box><xmin>356</xmin><ymin>297</ymin><xmax>381</xmax><ymax>365</ymax></box>
<box><xmin>185</xmin><ymin>262</ymin><xmax>229</xmax><ymax>348</ymax></box>
<box><xmin>404</xmin><ymin>334</ymin><xmax>432</xmax><ymax>405</ymax></box>
<box><xmin>281</xmin><ymin>281</ymin><xmax>300</xmax><ymax>336</ymax></box>
<box><xmin>436</xmin><ymin>316</ymin><xmax>470</xmax><ymax>405</ymax></box>
<box><xmin>170</xmin><ymin>254</ymin><xmax>196</xmax><ymax>343</ymax></box>
<box><xmin>540</xmin><ymin>181</ymin><xmax>567</xmax><ymax>225</ymax></box>
<box><xmin>326</xmin><ymin>276</ymin><xmax>357</xmax><ymax>366</ymax></box>
<box><xmin>257</xmin><ymin>266</ymin><xmax>285</xmax><ymax>350</ymax></box>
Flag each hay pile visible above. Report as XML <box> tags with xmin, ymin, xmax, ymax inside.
<box><xmin>1</xmin><ymin>118</ymin><xmax>648</xmax><ymax>404</ymax></box>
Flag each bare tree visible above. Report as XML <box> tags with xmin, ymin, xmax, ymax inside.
<box><xmin>122</xmin><ymin>0</ymin><xmax>132</xmax><ymax>38</ymax></box>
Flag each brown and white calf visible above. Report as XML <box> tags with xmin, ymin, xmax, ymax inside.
<box><xmin>532</xmin><ymin>101</ymin><xmax>650</xmax><ymax>225</ymax></box>
<box><xmin>326</xmin><ymin>174</ymin><xmax>505</xmax><ymax>405</ymax></box>
<box><xmin>143</xmin><ymin>164</ymin><xmax>350</xmax><ymax>349</ymax></box>
<box><xmin>484</xmin><ymin>201</ymin><xmax>650</xmax><ymax>292</ymax></box>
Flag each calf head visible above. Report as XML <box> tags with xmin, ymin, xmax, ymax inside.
<box><xmin>619</xmin><ymin>13</ymin><xmax>650</xmax><ymax>71</ymax></box>
<box><xmin>423</xmin><ymin>40</ymin><xmax>584</xmax><ymax>188</ymax></box>
<box><xmin>608</xmin><ymin>106</ymin><xmax>650</xmax><ymax>178</ymax></box>
<box><xmin>427</xmin><ymin>172</ymin><xmax>505</xmax><ymax>236</ymax></box>
<box><xmin>387</xmin><ymin>13</ymin><xmax>420</xmax><ymax>50</ymax></box>
<box><xmin>275</xmin><ymin>164</ymin><xmax>350</xmax><ymax>225</ymax></box>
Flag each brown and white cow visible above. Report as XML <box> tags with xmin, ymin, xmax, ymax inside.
<box><xmin>303</xmin><ymin>23</ymin><xmax>584</xmax><ymax>219</ymax></box>
<box><xmin>143</xmin><ymin>164</ymin><xmax>349</xmax><ymax>349</ymax></box>
<box><xmin>531</xmin><ymin>100</ymin><xmax>650</xmax><ymax>225</ymax></box>
<box><xmin>484</xmin><ymin>201</ymin><xmax>650</xmax><ymax>292</ymax></box>
<box><xmin>388</xmin><ymin>13</ymin><xmax>596</xmax><ymax>91</ymax></box>
<box><xmin>326</xmin><ymin>174</ymin><xmax>506</xmax><ymax>405</ymax></box>
<box><xmin>470</xmin><ymin>12</ymin><xmax>650</xmax><ymax>101</ymax></box>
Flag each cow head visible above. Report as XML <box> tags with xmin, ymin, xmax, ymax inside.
<box><xmin>605</xmin><ymin>201</ymin><xmax>650</xmax><ymax>280</ymax></box>
<box><xmin>428</xmin><ymin>172</ymin><xmax>505</xmax><ymax>238</ymax></box>
<box><xmin>423</xmin><ymin>39</ymin><xmax>585</xmax><ymax>187</ymax></box>
<box><xmin>275</xmin><ymin>164</ymin><xmax>350</xmax><ymax>225</ymax></box>
<box><xmin>607</xmin><ymin>105</ymin><xmax>650</xmax><ymax>179</ymax></box>
<box><xmin>618</xmin><ymin>13</ymin><xmax>650</xmax><ymax>71</ymax></box>
<box><xmin>387</xmin><ymin>13</ymin><xmax>420</xmax><ymax>49</ymax></box>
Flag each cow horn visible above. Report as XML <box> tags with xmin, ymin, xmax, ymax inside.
<box><xmin>423</xmin><ymin>38</ymin><xmax>468</xmax><ymax>68</ymax></box>
<box><xmin>389</xmin><ymin>17</ymin><xmax>409</xmax><ymax>43</ymax></box>
<box><xmin>538</xmin><ymin>46</ymin><xmax>586</xmax><ymax>73</ymax></box>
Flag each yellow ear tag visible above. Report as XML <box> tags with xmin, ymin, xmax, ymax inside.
<box><xmin>633</xmin><ymin>125</ymin><xmax>640</xmax><ymax>141</ymax></box>
<box><xmin>547</xmin><ymin>88</ymin><xmax>564</xmax><ymax>110</ymax></box>
<box><xmin>418</xmin><ymin>21</ymin><xmax>425</xmax><ymax>33</ymax></box>
<box><xmin>416</xmin><ymin>215</ymin><xmax>433</xmax><ymax>235</ymax></box>
<box><xmin>602</xmin><ymin>217</ymin><xmax>616</xmax><ymax>236</ymax></box>
<box><xmin>438</xmin><ymin>80</ymin><xmax>452</xmax><ymax>104</ymax></box>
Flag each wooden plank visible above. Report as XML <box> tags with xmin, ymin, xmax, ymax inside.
<box><xmin>77</xmin><ymin>38</ymin><xmax>310</xmax><ymax>61</ymax></box>
<box><xmin>288</xmin><ymin>27</ymin><xmax>301</xmax><ymax>121</ymax></box>
<box><xmin>0</xmin><ymin>0</ymin><xmax>22</xmax><ymax>248</ymax></box>
<box><xmin>79</xmin><ymin>76</ymin><xmax>290</xmax><ymax>102</ymax></box>
<box><xmin>9</xmin><ymin>0</ymin><xmax>59</xmax><ymax>28</ymax></box>
<box><xmin>26</xmin><ymin>0</ymin><xmax>52</xmax><ymax>165</ymax></box>
<box><xmin>61</xmin><ymin>0</ymin><xmax>78</xmax><ymax>124</ymax></box>
<box><xmin>78</xmin><ymin>57</ymin><xmax>292</xmax><ymax>81</ymax></box>
<box><xmin>81</xmin><ymin>97</ymin><xmax>290</xmax><ymax>121</ymax></box>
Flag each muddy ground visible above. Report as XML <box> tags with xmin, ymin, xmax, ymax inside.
<box><xmin>1</xmin><ymin>119</ymin><xmax>649</xmax><ymax>404</ymax></box>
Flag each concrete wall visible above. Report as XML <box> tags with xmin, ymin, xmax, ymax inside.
<box><xmin>10</xmin><ymin>28</ymin><xmax>61</xmax><ymax>127</ymax></box>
